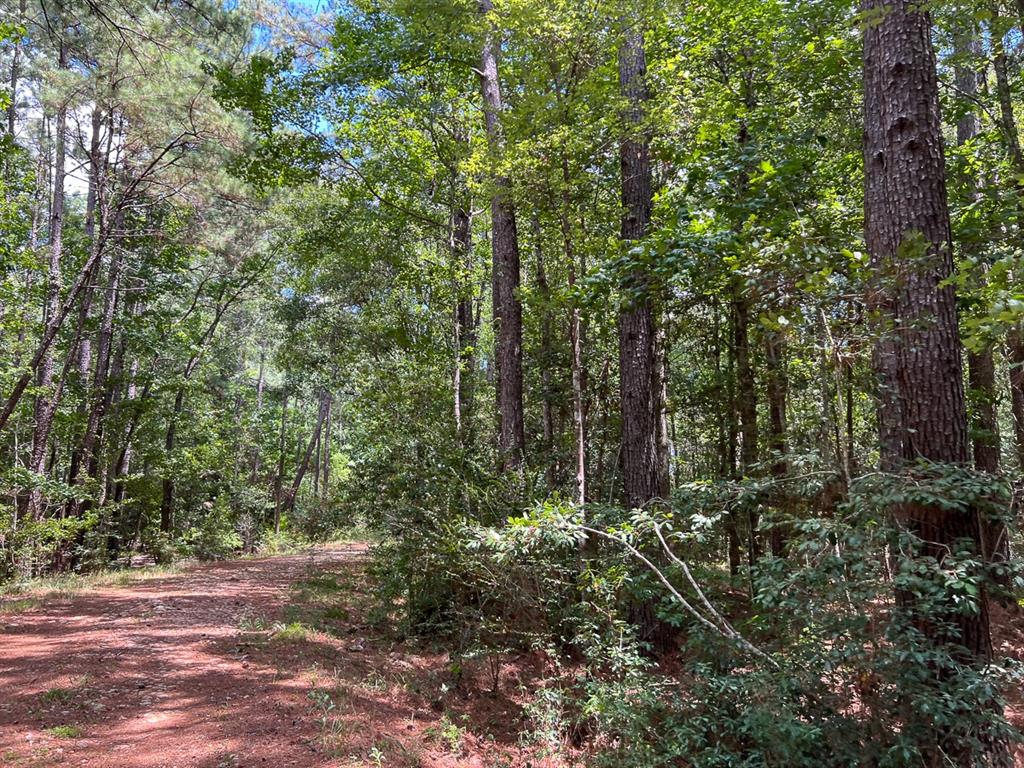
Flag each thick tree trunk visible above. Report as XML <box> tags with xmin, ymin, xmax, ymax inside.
<box><xmin>618</xmin><ymin>26</ymin><xmax>665</xmax><ymax>510</ymax></box>
<box><xmin>618</xmin><ymin>23</ymin><xmax>671</xmax><ymax>649</ymax></box>
<box><xmin>477</xmin><ymin>0</ymin><xmax>525</xmax><ymax>472</ymax></box>
<box><xmin>863</xmin><ymin>1</ymin><xmax>999</xmax><ymax>760</ymax></box>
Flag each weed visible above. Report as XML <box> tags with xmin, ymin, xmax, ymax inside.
<box><xmin>273</xmin><ymin>621</ymin><xmax>311</xmax><ymax>642</ymax></box>
<box><xmin>41</xmin><ymin>688</ymin><xmax>73</xmax><ymax>704</ymax></box>
<box><xmin>425</xmin><ymin>714</ymin><xmax>466</xmax><ymax>755</ymax></box>
<box><xmin>45</xmin><ymin>725</ymin><xmax>81</xmax><ymax>739</ymax></box>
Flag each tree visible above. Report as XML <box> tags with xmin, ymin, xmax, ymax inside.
<box><xmin>477</xmin><ymin>0</ymin><xmax>526</xmax><ymax>472</ymax></box>
<box><xmin>862</xmin><ymin>0</ymin><xmax>1000</xmax><ymax>760</ymax></box>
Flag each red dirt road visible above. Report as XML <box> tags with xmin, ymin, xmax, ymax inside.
<box><xmin>0</xmin><ymin>547</ymin><xmax>365</xmax><ymax>768</ymax></box>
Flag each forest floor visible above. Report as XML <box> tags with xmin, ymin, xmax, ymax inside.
<box><xmin>0</xmin><ymin>545</ymin><xmax>570</xmax><ymax>768</ymax></box>
<box><xmin>2</xmin><ymin>546</ymin><xmax>1024</xmax><ymax>768</ymax></box>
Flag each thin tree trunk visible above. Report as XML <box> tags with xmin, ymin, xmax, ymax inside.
<box><xmin>477</xmin><ymin>0</ymin><xmax>525</xmax><ymax>472</ymax></box>
<box><xmin>321</xmin><ymin>394</ymin><xmax>331</xmax><ymax>497</ymax></box>
<box><xmin>284</xmin><ymin>392</ymin><xmax>329</xmax><ymax>514</ymax></box>
<box><xmin>560</xmin><ymin>157</ymin><xmax>587</xmax><ymax>506</ymax></box>
<box><xmin>765</xmin><ymin>326</ymin><xmax>789</xmax><ymax>556</ymax></box>
<box><xmin>273</xmin><ymin>392</ymin><xmax>288</xmax><ymax>534</ymax></box>
<box><xmin>27</xmin><ymin>40</ymin><xmax>68</xmax><ymax>520</ymax></box>
<box><xmin>453</xmin><ymin>202</ymin><xmax>476</xmax><ymax>446</ymax></box>
<box><xmin>5</xmin><ymin>0</ymin><xmax>24</xmax><ymax>137</ymax></box>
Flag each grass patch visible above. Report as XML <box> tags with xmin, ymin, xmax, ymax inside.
<box><xmin>0</xmin><ymin>597</ymin><xmax>40</xmax><ymax>614</ymax></box>
<box><xmin>45</xmin><ymin>725</ymin><xmax>81</xmax><ymax>739</ymax></box>
<box><xmin>41</xmin><ymin>688</ymin><xmax>74</xmax><ymax>704</ymax></box>
<box><xmin>273</xmin><ymin>621</ymin><xmax>312</xmax><ymax>643</ymax></box>
<box><xmin>1</xmin><ymin>564</ymin><xmax>183</xmax><ymax>602</ymax></box>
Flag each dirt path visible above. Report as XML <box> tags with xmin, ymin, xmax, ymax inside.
<box><xmin>0</xmin><ymin>546</ymin><xmax>371</xmax><ymax>768</ymax></box>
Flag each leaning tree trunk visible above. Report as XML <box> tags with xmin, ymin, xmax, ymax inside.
<box><xmin>477</xmin><ymin>0</ymin><xmax>525</xmax><ymax>472</ymax></box>
<box><xmin>862</xmin><ymin>0</ymin><xmax>1001</xmax><ymax>762</ymax></box>
<box><xmin>283</xmin><ymin>393</ymin><xmax>329</xmax><ymax>515</ymax></box>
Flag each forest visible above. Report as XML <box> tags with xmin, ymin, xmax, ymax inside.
<box><xmin>2</xmin><ymin>0</ymin><xmax>1024</xmax><ymax>765</ymax></box>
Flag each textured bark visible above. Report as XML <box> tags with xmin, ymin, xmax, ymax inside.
<box><xmin>618</xmin><ymin>26</ymin><xmax>666</xmax><ymax>511</ymax></box>
<box><xmin>862</xmin><ymin>2</ymin><xmax>997</xmax><ymax>759</ymax></box>
<box><xmin>618</xmin><ymin>24</ymin><xmax>671</xmax><ymax>649</ymax></box>
<box><xmin>478</xmin><ymin>0</ymin><xmax>525</xmax><ymax>471</ymax></box>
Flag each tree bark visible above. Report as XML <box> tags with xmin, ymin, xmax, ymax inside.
<box><xmin>618</xmin><ymin>22</ymin><xmax>671</xmax><ymax>649</ymax></box>
<box><xmin>618</xmin><ymin>25</ymin><xmax>665</xmax><ymax>511</ymax></box>
<box><xmin>477</xmin><ymin>0</ymin><xmax>525</xmax><ymax>472</ymax></box>
<box><xmin>862</xmin><ymin>0</ymin><xmax>998</xmax><ymax>760</ymax></box>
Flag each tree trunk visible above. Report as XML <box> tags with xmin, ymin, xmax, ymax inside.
<box><xmin>733</xmin><ymin>288</ymin><xmax>760</xmax><ymax>564</ymax></box>
<box><xmin>618</xmin><ymin>23</ymin><xmax>671</xmax><ymax>649</ymax></box>
<box><xmin>560</xmin><ymin>157</ymin><xmax>587</xmax><ymax>506</ymax></box>
<box><xmin>5</xmin><ymin>0</ymin><xmax>24</xmax><ymax>136</ymax></box>
<box><xmin>862</xmin><ymin>0</ymin><xmax>999</xmax><ymax>760</ymax></box>
<box><xmin>618</xmin><ymin>26</ymin><xmax>664</xmax><ymax>510</ymax></box>
<box><xmin>477</xmin><ymin>0</ymin><xmax>525</xmax><ymax>472</ymax></box>
<box><xmin>321</xmin><ymin>394</ymin><xmax>331</xmax><ymax>497</ymax></box>
<box><xmin>27</xmin><ymin>40</ymin><xmax>68</xmax><ymax>520</ymax></box>
<box><xmin>160</xmin><ymin>389</ymin><xmax>185</xmax><ymax>534</ymax></box>
<box><xmin>273</xmin><ymin>392</ymin><xmax>288</xmax><ymax>534</ymax></box>
<box><xmin>284</xmin><ymin>392</ymin><xmax>329</xmax><ymax>514</ymax></box>
<box><xmin>764</xmin><ymin>326</ymin><xmax>789</xmax><ymax>557</ymax></box>
<box><xmin>453</xmin><ymin>202</ymin><xmax>476</xmax><ymax>446</ymax></box>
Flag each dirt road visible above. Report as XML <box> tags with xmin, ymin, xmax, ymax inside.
<box><xmin>0</xmin><ymin>547</ymin><xmax>367</xmax><ymax>768</ymax></box>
